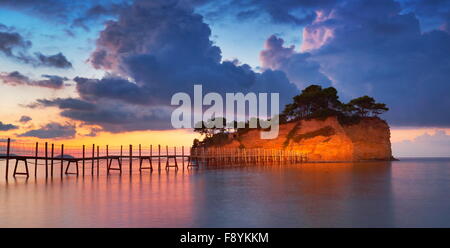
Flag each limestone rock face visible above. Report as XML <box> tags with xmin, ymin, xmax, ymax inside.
<box><xmin>217</xmin><ymin>117</ymin><xmax>392</xmax><ymax>162</ymax></box>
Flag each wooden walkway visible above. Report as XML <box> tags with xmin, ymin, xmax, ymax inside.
<box><xmin>189</xmin><ymin>147</ymin><xmax>307</xmax><ymax>166</ymax></box>
<box><xmin>0</xmin><ymin>138</ymin><xmax>307</xmax><ymax>178</ymax></box>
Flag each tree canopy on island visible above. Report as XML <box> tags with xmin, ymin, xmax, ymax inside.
<box><xmin>346</xmin><ymin>95</ymin><xmax>389</xmax><ymax>117</ymax></box>
<box><xmin>193</xmin><ymin>117</ymin><xmax>227</xmax><ymax>138</ymax></box>
<box><xmin>281</xmin><ymin>85</ymin><xmax>389</xmax><ymax>123</ymax></box>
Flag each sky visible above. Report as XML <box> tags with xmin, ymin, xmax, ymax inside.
<box><xmin>0</xmin><ymin>0</ymin><xmax>450</xmax><ymax>156</ymax></box>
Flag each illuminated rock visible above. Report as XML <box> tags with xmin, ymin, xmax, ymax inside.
<box><xmin>215</xmin><ymin>116</ymin><xmax>392</xmax><ymax>162</ymax></box>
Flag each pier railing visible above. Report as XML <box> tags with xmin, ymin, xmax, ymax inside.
<box><xmin>0</xmin><ymin>138</ymin><xmax>191</xmax><ymax>179</ymax></box>
<box><xmin>0</xmin><ymin>138</ymin><xmax>307</xmax><ymax>178</ymax></box>
<box><xmin>190</xmin><ymin>147</ymin><xmax>307</xmax><ymax>165</ymax></box>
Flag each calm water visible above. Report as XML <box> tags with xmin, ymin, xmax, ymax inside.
<box><xmin>1</xmin><ymin>158</ymin><xmax>449</xmax><ymax>227</ymax></box>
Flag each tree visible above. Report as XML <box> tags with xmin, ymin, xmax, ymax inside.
<box><xmin>193</xmin><ymin>117</ymin><xmax>228</xmax><ymax>138</ymax></box>
<box><xmin>192</xmin><ymin>138</ymin><xmax>200</xmax><ymax>148</ymax></box>
<box><xmin>194</xmin><ymin>121</ymin><xmax>214</xmax><ymax>138</ymax></box>
<box><xmin>282</xmin><ymin>85</ymin><xmax>343</xmax><ymax>120</ymax></box>
<box><xmin>347</xmin><ymin>96</ymin><xmax>389</xmax><ymax>117</ymax></box>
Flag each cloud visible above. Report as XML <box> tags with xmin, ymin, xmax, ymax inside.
<box><xmin>0</xmin><ymin>1</ymin><xmax>130</xmax><ymax>30</ymax></box>
<box><xmin>59</xmin><ymin>102</ymin><xmax>174</xmax><ymax>132</ymax></box>
<box><xmin>0</xmin><ymin>25</ymin><xmax>32</xmax><ymax>59</ymax></box>
<box><xmin>0</xmin><ymin>121</ymin><xmax>18</xmax><ymax>131</ymax></box>
<box><xmin>29</xmin><ymin>98</ymin><xmax>174</xmax><ymax>132</ymax></box>
<box><xmin>402</xmin><ymin>0</ymin><xmax>450</xmax><ymax>32</ymax></box>
<box><xmin>261</xmin><ymin>0</ymin><xmax>450</xmax><ymax>127</ymax></box>
<box><xmin>86</xmin><ymin>0</ymin><xmax>298</xmax><ymax>106</ymax></box>
<box><xmin>0</xmin><ymin>24</ymin><xmax>73</xmax><ymax>68</ymax></box>
<box><xmin>83</xmin><ymin>127</ymin><xmax>102</xmax><ymax>137</ymax></box>
<box><xmin>19</xmin><ymin>116</ymin><xmax>32</xmax><ymax>123</ymax></box>
<box><xmin>29</xmin><ymin>0</ymin><xmax>299</xmax><ymax>133</ymax></box>
<box><xmin>201</xmin><ymin>0</ymin><xmax>337</xmax><ymax>25</ymax></box>
<box><xmin>18</xmin><ymin>122</ymin><xmax>76</xmax><ymax>139</ymax></box>
<box><xmin>73</xmin><ymin>76</ymin><xmax>153</xmax><ymax>105</ymax></box>
<box><xmin>35</xmin><ymin>52</ymin><xmax>72</xmax><ymax>69</ymax></box>
<box><xmin>0</xmin><ymin>71</ymin><xmax>68</xmax><ymax>89</ymax></box>
<box><xmin>30</xmin><ymin>98</ymin><xmax>96</xmax><ymax>110</ymax></box>
<box><xmin>71</xmin><ymin>2</ymin><xmax>130</xmax><ymax>31</ymax></box>
<box><xmin>393</xmin><ymin>130</ymin><xmax>450</xmax><ymax>157</ymax></box>
<box><xmin>260</xmin><ymin>35</ymin><xmax>332</xmax><ymax>88</ymax></box>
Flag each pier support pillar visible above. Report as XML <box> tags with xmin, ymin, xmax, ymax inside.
<box><xmin>139</xmin><ymin>157</ymin><xmax>153</xmax><ymax>172</ymax></box>
<box><xmin>13</xmin><ymin>158</ymin><xmax>29</xmax><ymax>177</ymax></box>
<box><xmin>107</xmin><ymin>156</ymin><xmax>122</xmax><ymax>174</ymax></box>
<box><xmin>65</xmin><ymin>159</ymin><xmax>79</xmax><ymax>175</ymax></box>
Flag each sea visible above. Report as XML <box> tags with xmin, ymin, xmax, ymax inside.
<box><xmin>1</xmin><ymin>158</ymin><xmax>449</xmax><ymax>227</ymax></box>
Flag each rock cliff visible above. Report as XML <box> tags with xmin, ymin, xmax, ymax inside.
<box><xmin>213</xmin><ymin>117</ymin><xmax>393</xmax><ymax>162</ymax></box>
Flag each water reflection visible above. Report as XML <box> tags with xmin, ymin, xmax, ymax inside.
<box><xmin>1</xmin><ymin>159</ymin><xmax>449</xmax><ymax>227</ymax></box>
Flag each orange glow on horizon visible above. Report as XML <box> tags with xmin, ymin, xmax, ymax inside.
<box><xmin>390</xmin><ymin>128</ymin><xmax>450</xmax><ymax>143</ymax></box>
<box><xmin>1</xmin><ymin>129</ymin><xmax>201</xmax><ymax>148</ymax></box>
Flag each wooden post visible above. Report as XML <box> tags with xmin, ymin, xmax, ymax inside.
<box><xmin>82</xmin><ymin>145</ymin><xmax>85</xmax><ymax>176</ymax></box>
<box><xmin>150</xmin><ymin>145</ymin><xmax>152</xmax><ymax>158</ymax></box>
<box><xmin>182</xmin><ymin>146</ymin><xmax>185</xmax><ymax>168</ymax></box>
<box><xmin>34</xmin><ymin>142</ymin><xmax>38</xmax><ymax>177</ymax></box>
<box><xmin>5</xmin><ymin>138</ymin><xmax>10</xmax><ymax>179</ymax></box>
<box><xmin>45</xmin><ymin>142</ymin><xmax>48</xmax><ymax>178</ymax></box>
<box><xmin>138</xmin><ymin>144</ymin><xmax>141</xmax><ymax>174</ymax></box>
<box><xmin>60</xmin><ymin>144</ymin><xmax>64</xmax><ymax>178</ymax></box>
<box><xmin>97</xmin><ymin>146</ymin><xmax>100</xmax><ymax>175</ymax></box>
<box><xmin>158</xmin><ymin>144</ymin><xmax>161</xmax><ymax>170</ymax></box>
<box><xmin>151</xmin><ymin>145</ymin><xmax>155</xmax><ymax>171</ymax></box>
<box><xmin>91</xmin><ymin>144</ymin><xmax>95</xmax><ymax>175</ymax></box>
<box><xmin>166</xmin><ymin>145</ymin><xmax>169</xmax><ymax>168</ymax></box>
<box><xmin>174</xmin><ymin>146</ymin><xmax>176</xmax><ymax>167</ymax></box>
<box><xmin>106</xmin><ymin>145</ymin><xmax>109</xmax><ymax>174</ymax></box>
<box><xmin>129</xmin><ymin>145</ymin><xmax>133</xmax><ymax>174</ymax></box>
<box><xmin>51</xmin><ymin>144</ymin><xmax>54</xmax><ymax>177</ymax></box>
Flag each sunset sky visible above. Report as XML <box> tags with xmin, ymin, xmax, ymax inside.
<box><xmin>1</xmin><ymin>0</ymin><xmax>450</xmax><ymax>156</ymax></box>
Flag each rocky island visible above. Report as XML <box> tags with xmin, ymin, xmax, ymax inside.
<box><xmin>193</xmin><ymin>85</ymin><xmax>393</xmax><ymax>162</ymax></box>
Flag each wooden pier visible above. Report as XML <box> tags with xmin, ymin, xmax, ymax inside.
<box><xmin>189</xmin><ymin>147</ymin><xmax>307</xmax><ymax>166</ymax></box>
<box><xmin>0</xmin><ymin>138</ymin><xmax>307</xmax><ymax>179</ymax></box>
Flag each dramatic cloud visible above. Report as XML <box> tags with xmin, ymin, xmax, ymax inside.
<box><xmin>0</xmin><ymin>24</ymin><xmax>72</xmax><ymax>68</ymax></box>
<box><xmin>0</xmin><ymin>121</ymin><xmax>18</xmax><ymax>131</ymax></box>
<box><xmin>31</xmin><ymin>0</ymin><xmax>300</xmax><ymax>133</ymax></box>
<box><xmin>5</xmin><ymin>0</ymin><xmax>305</xmax><ymax>134</ymax></box>
<box><xmin>30</xmin><ymin>98</ymin><xmax>173</xmax><ymax>132</ymax></box>
<box><xmin>0</xmin><ymin>71</ymin><xmax>68</xmax><ymax>89</ymax></box>
<box><xmin>19</xmin><ymin>116</ymin><xmax>32</xmax><ymax>123</ymax></box>
<box><xmin>87</xmin><ymin>0</ymin><xmax>297</xmax><ymax>105</ymax></box>
<box><xmin>12</xmin><ymin>0</ymin><xmax>450</xmax><ymax>133</ymax></box>
<box><xmin>260</xmin><ymin>35</ymin><xmax>332</xmax><ymax>88</ymax></box>
<box><xmin>393</xmin><ymin>130</ymin><xmax>450</xmax><ymax>157</ymax></box>
<box><xmin>18</xmin><ymin>122</ymin><xmax>76</xmax><ymax>139</ymax></box>
<box><xmin>262</xmin><ymin>0</ymin><xmax>450</xmax><ymax>127</ymax></box>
